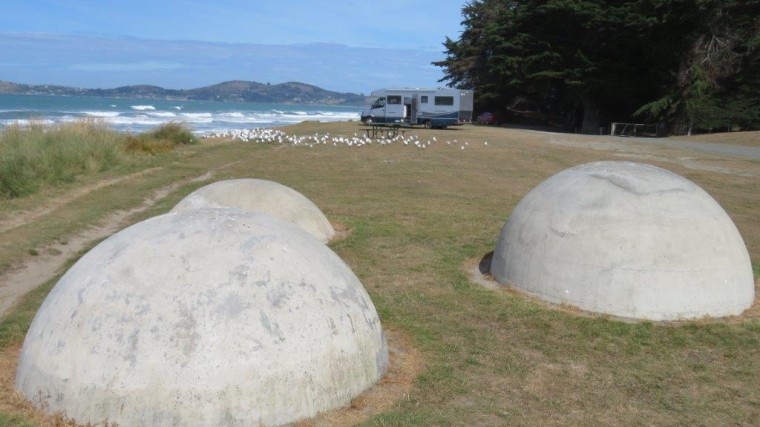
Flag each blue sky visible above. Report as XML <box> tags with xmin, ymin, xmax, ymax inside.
<box><xmin>0</xmin><ymin>1</ymin><xmax>467</xmax><ymax>93</ymax></box>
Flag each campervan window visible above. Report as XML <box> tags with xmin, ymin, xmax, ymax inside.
<box><xmin>372</xmin><ymin>98</ymin><xmax>386</xmax><ymax>109</ymax></box>
<box><xmin>421</xmin><ymin>96</ymin><xmax>429</xmax><ymax>103</ymax></box>
<box><xmin>434</xmin><ymin>96</ymin><xmax>454</xmax><ymax>106</ymax></box>
<box><xmin>387</xmin><ymin>95</ymin><xmax>402</xmax><ymax>104</ymax></box>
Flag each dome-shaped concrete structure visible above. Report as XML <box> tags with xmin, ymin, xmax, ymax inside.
<box><xmin>171</xmin><ymin>179</ymin><xmax>335</xmax><ymax>242</ymax></box>
<box><xmin>491</xmin><ymin>161</ymin><xmax>754</xmax><ymax>321</ymax></box>
<box><xmin>16</xmin><ymin>209</ymin><xmax>387</xmax><ymax>426</ymax></box>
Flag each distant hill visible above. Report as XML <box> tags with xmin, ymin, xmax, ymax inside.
<box><xmin>0</xmin><ymin>80</ymin><xmax>366</xmax><ymax>106</ymax></box>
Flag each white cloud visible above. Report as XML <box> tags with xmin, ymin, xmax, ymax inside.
<box><xmin>66</xmin><ymin>61</ymin><xmax>188</xmax><ymax>72</ymax></box>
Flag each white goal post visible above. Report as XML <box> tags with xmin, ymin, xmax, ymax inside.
<box><xmin>610</xmin><ymin>122</ymin><xmax>660</xmax><ymax>137</ymax></box>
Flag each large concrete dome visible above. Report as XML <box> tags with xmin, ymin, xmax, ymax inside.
<box><xmin>491</xmin><ymin>161</ymin><xmax>754</xmax><ymax>321</ymax></box>
<box><xmin>171</xmin><ymin>179</ymin><xmax>335</xmax><ymax>242</ymax></box>
<box><xmin>16</xmin><ymin>209</ymin><xmax>387</xmax><ymax>426</ymax></box>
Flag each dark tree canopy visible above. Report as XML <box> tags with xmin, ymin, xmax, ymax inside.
<box><xmin>435</xmin><ymin>0</ymin><xmax>760</xmax><ymax>134</ymax></box>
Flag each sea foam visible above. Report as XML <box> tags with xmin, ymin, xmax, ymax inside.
<box><xmin>84</xmin><ymin>111</ymin><xmax>120</xmax><ymax>118</ymax></box>
<box><xmin>0</xmin><ymin>94</ymin><xmax>361</xmax><ymax>134</ymax></box>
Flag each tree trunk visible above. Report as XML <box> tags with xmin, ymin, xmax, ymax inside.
<box><xmin>581</xmin><ymin>96</ymin><xmax>602</xmax><ymax>134</ymax></box>
<box><xmin>562</xmin><ymin>106</ymin><xmax>582</xmax><ymax>132</ymax></box>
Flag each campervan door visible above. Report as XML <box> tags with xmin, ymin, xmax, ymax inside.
<box><xmin>383</xmin><ymin>94</ymin><xmax>404</xmax><ymax>123</ymax></box>
<box><xmin>363</xmin><ymin>93</ymin><xmax>404</xmax><ymax>124</ymax></box>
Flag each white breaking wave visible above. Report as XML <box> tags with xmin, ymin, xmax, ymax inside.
<box><xmin>0</xmin><ymin>96</ymin><xmax>362</xmax><ymax>134</ymax></box>
<box><xmin>84</xmin><ymin>111</ymin><xmax>121</xmax><ymax>118</ymax></box>
<box><xmin>147</xmin><ymin>112</ymin><xmax>178</xmax><ymax>118</ymax></box>
<box><xmin>1</xmin><ymin>111</ymin><xmax>359</xmax><ymax>130</ymax></box>
<box><xmin>108</xmin><ymin>116</ymin><xmax>166</xmax><ymax>126</ymax></box>
<box><xmin>180</xmin><ymin>113</ymin><xmax>214</xmax><ymax>123</ymax></box>
<box><xmin>2</xmin><ymin>119</ymin><xmax>56</xmax><ymax>127</ymax></box>
<box><xmin>220</xmin><ymin>112</ymin><xmax>245</xmax><ymax>119</ymax></box>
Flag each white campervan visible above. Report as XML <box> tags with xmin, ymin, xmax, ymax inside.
<box><xmin>360</xmin><ymin>88</ymin><xmax>473</xmax><ymax>128</ymax></box>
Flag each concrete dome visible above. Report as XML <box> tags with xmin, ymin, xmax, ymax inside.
<box><xmin>491</xmin><ymin>161</ymin><xmax>754</xmax><ymax>321</ymax></box>
<box><xmin>16</xmin><ymin>209</ymin><xmax>387</xmax><ymax>426</ymax></box>
<box><xmin>171</xmin><ymin>179</ymin><xmax>335</xmax><ymax>242</ymax></box>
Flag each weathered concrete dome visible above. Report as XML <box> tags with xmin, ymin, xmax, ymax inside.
<box><xmin>16</xmin><ymin>209</ymin><xmax>387</xmax><ymax>426</ymax></box>
<box><xmin>171</xmin><ymin>179</ymin><xmax>335</xmax><ymax>242</ymax></box>
<box><xmin>491</xmin><ymin>161</ymin><xmax>754</xmax><ymax>321</ymax></box>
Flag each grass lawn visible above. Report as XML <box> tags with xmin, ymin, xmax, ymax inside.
<box><xmin>1</xmin><ymin>123</ymin><xmax>758</xmax><ymax>426</ymax></box>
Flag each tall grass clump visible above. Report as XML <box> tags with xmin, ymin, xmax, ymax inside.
<box><xmin>0</xmin><ymin>120</ymin><xmax>126</xmax><ymax>199</ymax></box>
<box><xmin>124</xmin><ymin>122</ymin><xmax>198</xmax><ymax>154</ymax></box>
<box><xmin>0</xmin><ymin>121</ymin><xmax>198</xmax><ymax>199</ymax></box>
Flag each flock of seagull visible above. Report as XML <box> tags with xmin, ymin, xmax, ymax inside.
<box><xmin>206</xmin><ymin>128</ymin><xmax>488</xmax><ymax>150</ymax></box>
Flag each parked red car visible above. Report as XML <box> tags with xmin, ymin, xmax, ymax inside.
<box><xmin>477</xmin><ymin>112</ymin><xmax>502</xmax><ymax>125</ymax></box>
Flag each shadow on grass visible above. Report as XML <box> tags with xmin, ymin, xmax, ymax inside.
<box><xmin>478</xmin><ymin>251</ymin><xmax>493</xmax><ymax>275</ymax></box>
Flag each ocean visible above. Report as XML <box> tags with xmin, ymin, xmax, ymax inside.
<box><xmin>0</xmin><ymin>94</ymin><xmax>362</xmax><ymax>136</ymax></box>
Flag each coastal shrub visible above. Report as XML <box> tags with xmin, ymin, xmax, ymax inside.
<box><xmin>123</xmin><ymin>122</ymin><xmax>197</xmax><ymax>154</ymax></box>
<box><xmin>0</xmin><ymin>121</ymin><xmax>125</xmax><ymax>199</ymax></box>
<box><xmin>149</xmin><ymin>122</ymin><xmax>198</xmax><ymax>146</ymax></box>
<box><xmin>123</xmin><ymin>133</ymin><xmax>175</xmax><ymax>154</ymax></box>
<box><xmin>0</xmin><ymin>121</ymin><xmax>198</xmax><ymax>199</ymax></box>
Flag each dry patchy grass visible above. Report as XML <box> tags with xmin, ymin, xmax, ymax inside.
<box><xmin>678</xmin><ymin>130</ymin><xmax>760</xmax><ymax>147</ymax></box>
<box><xmin>0</xmin><ymin>122</ymin><xmax>758</xmax><ymax>426</ymax></box>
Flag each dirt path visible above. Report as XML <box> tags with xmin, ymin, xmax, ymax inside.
<box><xmin>542</xmin><ymin>133</ymin><xmax>760</xmax><ymax>177</ymax></box>
<box><xmin>629</xmin><ymin>137</ymin><xmax>760</xmax><ymax>160</ymax></box>
<box><xmin>0</xmin><ymin>169</ymin><xmax>221</xmax><ymax>319</ymax></box>
<box><xmin>0</xmin><ymin>168</ymin><xmax>161</xmax><ymax>235</ymax></box>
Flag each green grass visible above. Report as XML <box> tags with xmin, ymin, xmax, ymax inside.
<box><xmin>0</xmin><ymin>121</ymin><xmax>197</xmax><ymax>199</ymax></box>
<box><xmin>0</xmin><ymin>122</ymin><xmax>759</xmax><ymax>426</ymax></box>
<box><xmin>0</xmin><ymin>121</ymin><xmax>126</xmax><ymax>198</ymax></box>
<box><xmin>0</xmin><ymin>413</ymin><xmax>36</xmax><ymax>427</ymax></box>
<box><xmin>124</xmin><ymin>122</ymin><xmax>198</xmax><ymax>154</ymax></box>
